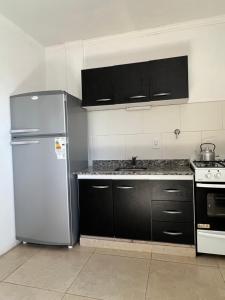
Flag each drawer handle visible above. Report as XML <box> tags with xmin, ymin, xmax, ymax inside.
<box><xmin>163</xmin><ymin>231</ymin><xmax>183</xmax><ymax>236</ymax></box>
<box><xmin>153</xmin><ymin>92</ymin><xmax>171</xmax><ymax>97</ymax></box>
<box><xmin>129</xmin><ymin>95</ymin><xmax>147</xmax><ymax>99</ymax></box>
<box><xmin>92</xmin><ymin>186</ymin><xmax>109</xmax><ymax>189</ymax></box>
<box><xmin>162</xmin><ymin>210</ymin><xmax>182</xmax><ymax>215</ymax></box>
<box><xmin>163</xmin><ymin>189</ymin><xmax>181</xmax><ymax>193</ymax></box>
<box><xmin>95</xmin><ymin>98</ymin><xmax>112</xmax><ymax>102</ymax></box>
<box><xmin>116</xmin><ymin>186</ymin><xmax>134</xmax><ymax>189</ymax></box>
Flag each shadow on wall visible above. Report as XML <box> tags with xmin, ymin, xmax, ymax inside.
<box><xmin>84</xmin><ymin>41</ymin><xmax>191</xmax><ymax>68</ymax></box>
<box><xmin>12</xmin><ymin>63</ymin><xmax>46</xmax><ymax>95</ymax></box>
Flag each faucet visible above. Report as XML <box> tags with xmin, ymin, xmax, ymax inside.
<box><xmin>131</xmin><ymin>156</ymin><xmax>138</xmax><ymax>167</ymax></box>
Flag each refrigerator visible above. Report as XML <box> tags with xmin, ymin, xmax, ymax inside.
<box><xmin>10</xmin><ymin>90</ymin><xmax>88</xmax><ymax>247</ymax></box>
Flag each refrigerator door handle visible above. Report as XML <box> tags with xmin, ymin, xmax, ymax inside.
<box><xmin>11</xmin><ymin>141</ymin><xmax>40</xmax><ymax>145</ymax></box>
<box><xmin>10</xmin><ymin>129</ymin><xmax>40</xmax><ymax>134</ymax></box>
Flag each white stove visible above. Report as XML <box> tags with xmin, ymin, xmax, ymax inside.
<box><xmin>190</xmin><ymin>160</ymin><xmax>225</xmax><ymax>182</ymax></box>
<box><xmin>191</xmin><ymin>160</ymin><xmax>225</xmax><ymax>256</ymax></box>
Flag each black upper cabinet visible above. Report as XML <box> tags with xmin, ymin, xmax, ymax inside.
<box><xmin>79</xmin><ymin>180</ymin><xmax>114</xmax><ymax>237</ymax></box>
<box><xmin>149</xmin><ymin>56</ymin><xmax>188</xmax><ymax>101</ymax></box>
<box><xmin>113</xmin><ymin>62</ymin><xmax>149</xmax><ymax>104</ymax></box>
<box><xmin>82</xmin><ymin>66</ymin><xmax>114</xmax><ymax>106</ymax></box>
<box><xmin>81</xmin><ymin>56</ymin><xmax>188</xmax><ymax>107</ymax></box>
<box><xmin>113</xmin><ymin>180</ymin><xmax>151</xmax><ymax>241</ymax></box>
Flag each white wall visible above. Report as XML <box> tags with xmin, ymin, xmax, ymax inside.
<box><xmin>88</xmin><ymin>101</ymin><xmax>225</xmax><ymax>161</ymax></box>
<box><xmin>0</xmin><ymin>14</ymin><xmax>45</xmax><ymax>255</ymax></box>
<box><xmin>45</xmin><ymin>16</ymin><xmax>225</xmax><ymax>163</ymax></box>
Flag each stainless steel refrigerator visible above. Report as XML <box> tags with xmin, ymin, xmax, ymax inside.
<box><xmin>10</xmin><ymin>90</ymin><xmax>88</xmax><ymax>247</ymax></box>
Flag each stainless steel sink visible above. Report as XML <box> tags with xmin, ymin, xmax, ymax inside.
<box><xmin>115</xmin><ymin>167</ymin><xmax>147</xmax><ymax>171</ymax></box>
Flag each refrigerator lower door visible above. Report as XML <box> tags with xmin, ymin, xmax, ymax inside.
<box><xmin>10</xmin><ymin>93</ymin><xmax>66</xmax><ymax>136</ymax></box>
<box><xmin>11</xmin><ymin>137</ymin><xmax>72</xmax><ymax>245</ymax></box>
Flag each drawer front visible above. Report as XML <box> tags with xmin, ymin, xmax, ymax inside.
<box><xmin>152</xmin><ymin>180</ymin><xmax>193</xmax><ymax>201</ymax></box>
<box><xmin>152</xmin><ymin>221</ymin><xmax>194</xmax><ymax>245</ymax></box>
<box><xmin>152</xmin><ymin>201</ymin><xmax>193</xmax><ymax>222</ymax></box>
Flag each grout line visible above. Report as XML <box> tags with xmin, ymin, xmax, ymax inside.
<box><xmin>144</xmin><ymin>259</ymin><xmax>152</xmax><ymax>300</ymax></box>
<box><xmin>0</xmin><ymin>281</ymin><xmax>64</xmax><ymax>296</ymax></box>
<box><xmin>65</xmin><ymin>291</ymin><xmax>102</xmax><ymax>300</ymax></box>
<box><xmin>64</xmin><ymin>249</ymin><xmax>95</xmax><ymax>294</ymax></box>
<box><xmin>94</xmin><ymin>250</ymin><xmax>151</xmax><ymax>260</ymax></box>
<box><xmin>150</xmin><ymin>257</ymin><xmax>219</xmax><ymax>268</ymax></box>
<box><xmin>1</xmin><ymin>245</ymin><xmax>42</xmax><ymax>282</ymax></box>
<box><xmin>3</xmin><ymin>246</ymin><xmax>95</xmax><ymax>294</ymax></box>
<box><xmin>218</xmin><ymin>267</ymin><xmax>225</xmax><ymax>284</ymax></box>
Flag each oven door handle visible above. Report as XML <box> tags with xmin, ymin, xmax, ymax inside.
<box><xmin>196</xmin><ymin>183</ymin><xmax>225</xmax><ymax>189</ymax></box>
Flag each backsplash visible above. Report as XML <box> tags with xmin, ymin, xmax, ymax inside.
<box><xmin>88</xmin><ymin>100</ymin><xmax>225</xmax><ymax>164</ymax></box>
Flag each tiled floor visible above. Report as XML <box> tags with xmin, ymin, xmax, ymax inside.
<box><xmin>0</xmin><ymin>244</ymin><xmax>225</xmax><ymax>299</ymax></box>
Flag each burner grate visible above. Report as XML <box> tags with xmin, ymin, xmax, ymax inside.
<box><xmin>192</xmin><ymin>161</ymin><xmax>225</xmax><ymax>168</ymax></box>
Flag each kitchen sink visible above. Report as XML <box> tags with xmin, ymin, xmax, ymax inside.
<box><xmin>115</xmin><ymin>167</ymin><xmax>147</xmax><ymax>171</ymax></box>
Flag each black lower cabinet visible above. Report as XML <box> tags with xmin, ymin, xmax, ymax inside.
<box><xmin>152</xmin><ymin>221</ymin><xmax>194</xmax><ymax>245</ymax></box>
<box><xmin>113</xmin><ymin>180</ymin><xmax>151</xmax><ymax>240</ymax></box>
<box><xmin>79</xmin><ymin>180</ymin><xmax>114</xmax><ymax>237</ymax></box>
<box><xmin>79</xmin><ymin>179</ymin><xmax>194</xmax><ymax>245</ymax></box>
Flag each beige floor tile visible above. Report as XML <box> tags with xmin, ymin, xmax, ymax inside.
<box><xmin>146</xmin><ymin>260</ymin><xmax>225</xmax><ymax>300</ymax></box>
<box><xmin>0</xmin><ymin>282</ymin><xmax>63</xmax><ymax>300</ymax></box>
<box><xmin>5</xmin><ymin>246</ymin><xmax>92</xmax><ymax>293</ymax></box>
<box><xmin>69</xmin><ymin>253</ymin><xmax>150</xmax><ymax>300</ymax></box>
<box><xmin>152</xmin><ymin>253</ymin><xmax>218</xmax><ymax>267</ymax></box>
<box><xmin>64</xmin><ymin>294</ymin><xmax>97</xmax><ymax>300</ymax></box>
<box><xmin>220</xmin><ymin>268</ymin><xmax>225</xmax><ymax>282</ymax></box>
<box><xmin>0</xmin><ymin>244</ymin><xmax>40</xmax><ymax>281</ymax></box>
<box><xmin>217</xmin><ymin>255</ymin><xmax>225</xmax><ymax>268</ymax></box>
<box><xmin>95</xmin><ymin>247</ymin><xmax>151</xmax><ymax>259</ymax></box>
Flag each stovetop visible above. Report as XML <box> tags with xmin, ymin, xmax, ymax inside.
<box><xmin>191</xmin><ymin>160</ymin><xmax>225</xmax><ymax>182</ymax></box>
<box><xmin>192</xmin><ymin>160</ymin><xmax>225</xmax><ymax>169</ymax></box>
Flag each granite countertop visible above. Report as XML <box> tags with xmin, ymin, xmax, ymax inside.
<box><xmin>76</xmin><ymin>160</ymin><xmax>194</xmax><ymax>176</ymax></box>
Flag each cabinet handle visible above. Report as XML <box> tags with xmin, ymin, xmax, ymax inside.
<box><xmin>116</xmin><ymin>186</ymin><xmax>134</xmax><ymax>189</ymax></box>
<box><xmin>92</xmin><ymin>186</ymin><xmax>109</xmax><ymax>189</ymax></box>
<box><xmin>163</xmin><ymin>189</ymin><xmax>181</xmax><ymax>193</ymax></box>
<box><xmin>163</xmin><ymin>231</ymin><xmax>183</xmax><ymax>236</ymax></box>
<box><xmin>153</xmin><ymin>92</ymin><xmax>171</xmax><ymax>97</ymax></box>
<box><xmin>162</xmin><ymin>210</ymin><xmax>182</xmax><ymax>215</ymax></box>
<box><xmin>95</xmin><ymin>98</ymin><xmax>112</xmax><ymax>102</ymax></box>
<box><xmin>129</xmin><ymin>95</ymin><xmax>147</xmax><ymax>99</ymax></box>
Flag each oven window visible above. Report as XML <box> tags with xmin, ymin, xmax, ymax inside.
<box><xmin>207</xmin><ymin>193</ymin><xmax>225</xmax><ymax>218</ymax></box>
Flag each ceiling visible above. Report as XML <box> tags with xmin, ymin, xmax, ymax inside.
<box><xmin>0</xmin><ymin>0</ymin><xmax>225</xmax><ymax>46</ymax></box>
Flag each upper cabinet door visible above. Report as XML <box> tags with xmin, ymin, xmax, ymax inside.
<box><xmin>149</xmin><ymin>56</ymin><xmax>189</xmax><ymax>101</ymax></box>
<box><xmin>114</xmin><ymin>62</ymin><xmax>149</xmax><ymax>104</ymax></box>
<box><xmin>82</xmin><ymin>66</ymin><xmax>114</xmax><ymax>106</ymax></box>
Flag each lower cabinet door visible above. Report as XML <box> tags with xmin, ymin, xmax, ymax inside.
<box><xmin>79</xmin><ymin>180</ymin><xmax>114</xmax><ymax>237</ymax></box>
<box><xmin>152</xmin><ymin>221</ymin><xmax>194</xmax><ymax>245</ymax></box>
<box><xmin>113</xmin><ymin>180</ymin><xmax>151</xmax><ymax>240</ymax></box>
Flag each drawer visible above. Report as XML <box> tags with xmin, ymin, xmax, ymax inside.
<box><xmin>152</xmin><ymin>221</ymin><xmax>194</xmax><ymax>245</ymax></box>
<box><xmin>152</xmin><ymin>201</ymin><xmax>193</xmax><ymax>222</ymax></box>
<box><xmin>151</xmin><ymin>180</ymin><xmax>193</xmax><ymax>201</ymax></box>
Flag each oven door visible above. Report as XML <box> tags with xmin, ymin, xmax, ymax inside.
<box><xmin>196</xmin><ymin>183</ymin><xmax>225</xmax><ymax>231</ymax></box>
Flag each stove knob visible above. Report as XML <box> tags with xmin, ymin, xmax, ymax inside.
<box><xmin>215</xmin><ymin>172</ymin><xmax>222</xmax><ymax>179</ymax></box>
<box><xmin>205</xmin><ymin>173</ymin><xmax>212</xmax><ymax>179</ymax></box>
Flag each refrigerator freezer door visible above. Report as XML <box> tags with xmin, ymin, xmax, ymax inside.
<box><xmin>10</xmin><ymin>93</ymin><xmax>66</xmax><ymax>136</ymax></box>
<box><xmin>11</xmin><ymin>137</ymin><xmax>71</xmax><ymax>245</ymax></box>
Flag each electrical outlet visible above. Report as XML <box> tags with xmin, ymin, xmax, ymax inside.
<box><xmin>152</xmin><ymin>138</ymin><xmax>160</xmax><ymax>149</ymax></box>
